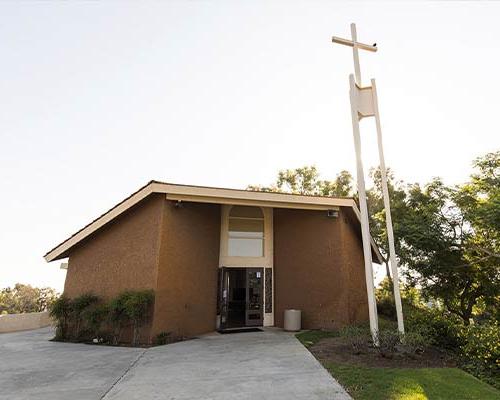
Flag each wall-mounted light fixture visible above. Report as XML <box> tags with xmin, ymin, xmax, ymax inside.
<box><xmin>327</xmin><ymin>209</ymin><xmax>339</xmax><ymax>218</ymax></box>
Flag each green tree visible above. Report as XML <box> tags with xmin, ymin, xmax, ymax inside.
<box><xmin>0</xmin><ymin>284</ymin><xmax>58</xmax><ymax>314</ymax></box>
<box><xmin>248</xmin><ymin>166</ymin><xmax>353</xmax><ymax>197</ymax></box>
<box><xmin>366</xmin><ymin>167</ymin><xmax>407</xmax><ymax>278</ymax></box>
<box><xmin>392</xmin><ymin>152</ymin><xmax>499</xmax><ymax>324</ymax></box>
<box><xmin>454</xmin><ymin>152</ymin><xmax>499</xmax><ymax>322</ymax></box>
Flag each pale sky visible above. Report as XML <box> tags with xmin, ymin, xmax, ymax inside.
<box><xmin>1</xmin><ymin>1</ymin><xmax>499</xmax><ymax>292</ymax></box>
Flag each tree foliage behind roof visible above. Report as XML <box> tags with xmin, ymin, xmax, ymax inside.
<box><xmin>248</xmin><ymin>166</ymin><xmax>353</xmax><ymax>197</ymax></box>
<box><xmin>250</xmin><ymin>151</ymin><xmax>500</xmax><ymax>325</ymax></box>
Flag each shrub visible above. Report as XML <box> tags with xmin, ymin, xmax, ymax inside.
<box><xmin>340</xmin><ymin>325</ymin><xmax>368</xmax><ymax>354</ymax></box>
<box><xmin>110</xmin><ymin>289</ymin><xmax>155</xmax><ymax>346</ymax></box>
<box><xmin>122</xmin><ymin>290</ymin><xmax>155</xmax><ymax>346</ymax></box>
<box><xmin>404</xmin><ymin>305</ymin><xmax>464</xmax><ymax>350</ymax></box>
<box><xmin>460</xmin><ymin>321</ymin><xmax>500</xmax><ymax>388</ymax></box>
<box><xmin>108</xmin><ymin>294</ymin><xmax>130</xmax><ymax>345</ymax></box>
<box><xmin>400</xmin><ymin>331</ymin><xmax>427</xmax><ymax>355</ymax></box>
<box><xmin>50</xmin><ymin>290</ymin><xmax>155</xmax><ymax>346</ymax></box>
<box><xmin>82</xmin><ymin>303</ymin><xmax>109</xmax><ymax>339</ymax></box>
<box><xmin>155</xmin><ymin>331</ymin><xmax>172</xmax><ymax>346</ymax></box>
<box><xmin>377</xmin><ymin>296</ymin><xmax>396</xmax><ymax>319</ymax></box>
<box><xmin>376</xmin><ymin>278</ymin><xmax>396</xmax><ymax>318</ymax></box>
<box><xmin>70</xmin><ymin>293</ymin><xmax>100</xmax><ymax>340</ymax></box>
<box><xmin>49</xmin><ymin>296</ymin><xmax>72</xmax><ymax>340</ymax></box>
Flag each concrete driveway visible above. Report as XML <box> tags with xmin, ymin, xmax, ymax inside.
<box><xmin>0</xmin><ymin>327</ymin><xmax>350</xmax><ymax>400</ymax></box>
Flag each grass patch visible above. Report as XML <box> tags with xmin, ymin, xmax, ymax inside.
<box><xmin>325</xmin><ymin>362</ymin><xmax>500</xmax><ymax>400</ymax></box>
<box><xmin>295</xmin><ymin>329</ymin><xmax>339</xmax><ymax>348</ymax></box>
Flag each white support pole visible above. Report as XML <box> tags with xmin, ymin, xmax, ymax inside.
<box><xmin>349</xmin><ymin>74</ymin><xmax>379</xmax><ymax>343</ymax></box>
<box><xmin>370</xmin><ymin>79</ymin><xmax>405</xmax><ymax>334</ymax></box>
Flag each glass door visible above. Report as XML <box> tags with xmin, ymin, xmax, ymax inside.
<box><xmin>245</xmin><ymin>268</ymin><xmax>263</xmax><ymax>326</ymax></box>
<box><xmin>219</xmin><ymin>268</ymin><xmax>247</xmax><ymax>329</ymax></box>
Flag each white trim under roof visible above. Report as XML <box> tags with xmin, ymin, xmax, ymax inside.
<box><xmin>44</xmin><ymin>181</ymin><xmax>383</xmax><ymax>263</ymax></box>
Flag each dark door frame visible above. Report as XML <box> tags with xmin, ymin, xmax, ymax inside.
<box><xmin>218</xmin><ymin>267</ymin><xmax>264</xmax><ymax>330</ymax></box>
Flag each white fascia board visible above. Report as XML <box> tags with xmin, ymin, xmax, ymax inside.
<box><xmin>44</xmin><ymin>181</ymin><xmax>382</xmax><ymax>264</ymax></box>
<box><xmin>161</xmin><ymin>183</ymin><xmax>354</xmax><ymax>208</ymax></box>
<box><xmin>44</xmin><ymin>183</ymin><xmax>156</xmax><ymax>262</ymax></box>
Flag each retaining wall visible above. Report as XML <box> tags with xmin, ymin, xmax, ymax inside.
<box><xmin>0</xmin><ymin>311</ymin><xmax>52</xmax><ymax>333</ymax></box>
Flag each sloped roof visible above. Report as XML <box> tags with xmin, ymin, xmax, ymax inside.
<box><xmin>44</xmin><ymin>180</ymin><xmax>383</xmax><ymax>264</ymax></box>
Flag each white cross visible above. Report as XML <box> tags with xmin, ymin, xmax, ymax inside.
<box><xmin>332</xmin><ymin>23</ymin><xmax>377</xmax><ymax>87</ymax></box>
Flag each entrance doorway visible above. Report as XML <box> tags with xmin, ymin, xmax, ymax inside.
<box><xmin>219</xmin><ymin>267</ymin><xmax>263</xmax><ymax>330</ymax></box>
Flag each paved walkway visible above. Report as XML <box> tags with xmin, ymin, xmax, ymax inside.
<box><xmin>0</xmin><ymin>327</ymin><xmax>143</xmax><ymax>400</ymax></box>
<box><xmin>0</xmin><ymin>327</ymin><xmax>350</xmax><ymax>400</ymax></box>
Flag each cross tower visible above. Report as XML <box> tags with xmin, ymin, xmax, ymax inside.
<box><xmin>332</xmin><ymin>23</ymin><xmax>405</xmax><ymax>341</ymax></box>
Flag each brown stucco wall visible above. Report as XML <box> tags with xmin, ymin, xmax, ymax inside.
<box><xmin>151</xmin><ymin>201</ymin><xmax>220</xmax><ymax>339</ymax></box>
<box><xmin>273</xmin><ymin>207</ymin><xmax>368</xmax><ymax>330</ymax></box>
<box><xmin>62</xmin><ymin>195</ymin><xmax>366</xmax><ymax>340</ymax></box>
<box><xmin>341</xmin><ymin>209</ymin><xmax>370</xmax><ymax>324</ymax></box>
<box><xmin>63</xmin><ymin>194</ymin><xmax>165</xmax><ymax>344</ymax></box>
<box><xmin>64</xmin><ymin>194</ymin><xmax>164</xmax><ymax>299</ymax></box>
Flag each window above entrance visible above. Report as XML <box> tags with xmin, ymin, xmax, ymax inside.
<box><xmin>219</xmin><ymin>204</ymin><xmax>273</xmax><ymax>267</ymax></box>
<box><xmin>228</xmin><ymin>206</ymin><xmax>264</xmax><ymax>257</ymax></box>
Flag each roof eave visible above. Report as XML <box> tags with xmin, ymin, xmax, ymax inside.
<box><xmin>44</xmin><ymin>181</ymin><xmax>383</xmax><ymax>264</ymax></box>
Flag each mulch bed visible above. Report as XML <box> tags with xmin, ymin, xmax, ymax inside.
<box><xmin>310</xmin><ymin>336</ymin><xmax>457</xmax><ymax>368</ymax></box>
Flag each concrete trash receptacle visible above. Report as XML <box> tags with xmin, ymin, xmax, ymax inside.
<box><xmin>284</xmin><ymin>309</ymin><xmax>301</xmax><ymax>331</ymax></box>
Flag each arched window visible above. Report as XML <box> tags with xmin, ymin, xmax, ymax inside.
<box><xmin>228</xmin><ymin>206</ymin><xmax>264</xmax><ymax>257</ymax></box>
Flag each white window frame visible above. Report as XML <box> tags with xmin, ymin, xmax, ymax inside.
<box><xmin>227</xmin><ymin>207</ymin><xmax>265</xmax><ymax>257</ymax></box>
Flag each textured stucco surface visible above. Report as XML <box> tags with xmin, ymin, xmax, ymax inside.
<box><xmin>64</xmin><ymin>194</ymin><xmax>164</xmax><ymax>300</ymax></box>
<box><xmin>341</xmin><ymin>210</ymin><xmax>370</xmax><ymax>324</ymax></box>
<box><xmin>63</xmin><ymin>194</ymin><xmax>164</xmax><ymax>343</ymax></box>
<box><xmin>273</xmin><ymin>207</ymin><xmax>368</xmax><ymax>330</ymax></box>
<box><xmin>62</xmin><ymin>195</ymin><xmax>367</xmax><ymax>339</ymax></box>
<box><xmin>151</xmin><ymin>201</ymin><xmax>221</xmax><ymax>338</ymax></box>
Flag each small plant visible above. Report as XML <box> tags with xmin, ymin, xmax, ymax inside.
<box><xmin>340</xmin><ymin>325</ymin><xmax>368</xmax><ymax>354</ymax></box>
<box><xmin>49</xmin><ymin>296</ymin><xmax>72</xmax><ymax>340</ymax></box>
<box><xmin>400</xmin><ymin>331</ymin><xmax>427</xmax><ymax>355</ymax></box>
<box><xmin>155</xmin><ymin>331</ymin><xmax>172</xmax><ymax>346</ymax></box>
<box><xmin>377</xmin><ymin>330</ymin><xmax>400</xmax><ymax>357</ymax></box>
